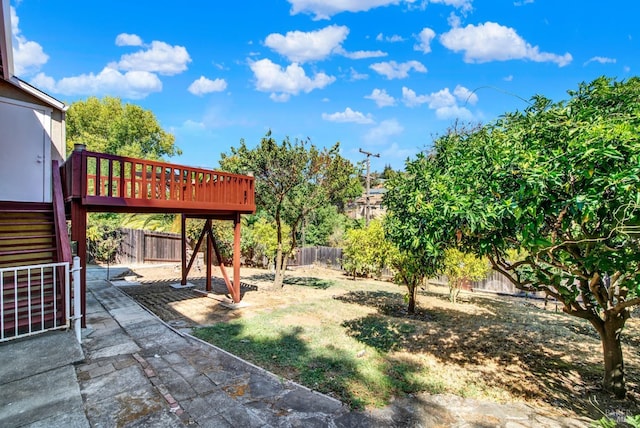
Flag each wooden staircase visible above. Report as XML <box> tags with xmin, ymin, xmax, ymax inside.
<box><xmin>0</xmin><ymin>201</ymin><xmax>65</xmax><ymax>339</ymax></box>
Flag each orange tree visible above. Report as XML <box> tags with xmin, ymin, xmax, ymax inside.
<box><xmin>383</xmin><ymin>77</ymin><xmax>640</xmax><ymax>398</ymax></box>
<box><xmin>220</xmin><ymin>131</ymin><xmax>361</xmax><ymax>288</ymax></box>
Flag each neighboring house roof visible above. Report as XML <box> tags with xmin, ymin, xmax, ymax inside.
<box><xmin>0</xmin><ymin>0</ymin><xmax>66</xmax><ymax>111</ymax></box>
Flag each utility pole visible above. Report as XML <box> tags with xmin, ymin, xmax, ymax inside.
<box><xmin>359</xmin><ymin>148</ymin><xmax>380</xmax><ymax>226</ymax></box>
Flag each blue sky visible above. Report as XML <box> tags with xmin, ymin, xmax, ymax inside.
<box><xmin>9</xmin><ymin>0</ymin><xmax>638</xmax><ymax>172</ymax></box>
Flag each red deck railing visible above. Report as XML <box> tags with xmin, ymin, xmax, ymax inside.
<box><xmin>63</xmin><ymin>148</ymin><xmax>255</xmax><ymax>214</ymax></box>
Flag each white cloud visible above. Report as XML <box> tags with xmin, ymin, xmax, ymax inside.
<box><xmin>265</xmin><ymin>25</ymin><xmax>386</xmax><ymax>62</ymax></box>
<box><xmin>322</xmin><ymin>107</ymin><xmax>374</xmax><ymax>124</ymax></box>
<box><xmin>434</xmin><ymin>104</ymin><xmax>473</xmax><ymax>120</ymax></box>
<box><xmin>349</xmin><ymin>67</ymin><xmax>369</xmax><ymax>80</ymax></box>
<box><xmin>10</xmin><ymin>6</ymin><xmax>49</xmax><ymax>76</ymax></box>
<box><xmin>414</xmin><ymin>28</ymin><xmax>436</xmax><ymax>53</ymax></box>
<box><xmin>365</xmin><ymin>88</ymin><xmax>396</xmax><ymax>107</ymax></box>
<box><xmin>115</xmin><ymin>33</ymin><xmax>143</xmax><ymax>47</ymax></box>
<box><xmin>16</xmin><ymin>27</ymin><xmax>188</xmax><ymax>99</ymax></box>
<box><xmin>431</xmin><ymin>0</ymin><xmax>473</xmax><ymax>12</ymax></box>
<box><xmin>287</xmin><ymin>0</ymin><xmax>470</xmax><ymax>19</ymax></box>
<box><xmin>288</xmin><ymin>0</ymin><xmax>410</xmax><ymax>20</ymax></box>
<box><xmin>514</xmin><ymin>0</ymin><xmax>534</xmax><ymax>5</ymax></box>
<box><xmin>188</xmin><ymin>76</ymin><xmax>228</xmax><ymax>96</ymax></box>
<box><xmin>364</xmin><ymin>118</ymin><xmax>404</xmax><ymax>144</ymax></box>
<box><xmin>117</xmin><ymin>40</ymin><xmax>191</xmax><ymax>75</ymax></box>
<box><xmin>402</xmin><ymin>85</ymin><xmax>476</xmax><ymax>119</ymax></box>
<box><xmin>453</xmin><ymin>84</ymin><xmax>478</xmax><ymax>105</ymax></box>
<box><xmin>447</xmin><ymin>12</ymin><xmax>462</xmax><ymax>28</ymax></box>
<box><xmin>370</xmin><ymin>60</ymin><xmax>427</xmax><ymax>79</ymax></box>
<box><xmin>440</xmin><ymin>22</ymin><xmax>572</xmax><ymax>67</ymax></box>
<box><xmin>338</xmin><ymin>48</ymin><xmax>387</xmax><ymax>59</ymax></box>
<box><xmin>503</xmin><ymin>75</ymin><xmax>513</xmax><ymax>81</ymax></box>
<box><xmin>376</xmin><ymin>33</ymin><xmax>405</xmax><ymax>42</ymax></box>
<box><xmin>31</xmin><ymin>67</ymin><xmax>162</xmax><ymax>99</ymax></box>
<box><xmin>250</xmin><ymin>58</ymin><xmax>336</xmax><ymax>100</ymax></box>
<box><xmin>264</xmin><ymin>25</ymin><xmax>348</xmax><ymax>63</ymax></box>
<box><xmin>401</xmin><ymin>87</ymin><xmax>430</xmax><ymax>107</ymax></box>
<box><xmin>584</xmin><ymin>56</ymin><xmax>616</xmax><ymax>66</ymax></box>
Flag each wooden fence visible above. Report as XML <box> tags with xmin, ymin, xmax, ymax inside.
<box><xmin>471</xmin><ymin>270</ymin><xmax>545</xmax><ymax>298</ymax></box>
<box><xmin>116</xmin><ymin>228</ymin><xmax>182</xmax><ymax>264</ymax></box>
<box><xmin>288</xmin><ymin>246</ymin><xmax>343</xmax><ymax>268</ymax></box>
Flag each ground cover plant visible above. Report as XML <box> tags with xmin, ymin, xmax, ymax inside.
<box><xmin>121</xmin><ymin>265</ymin><xmax>640</xmax><ymax>420</ymax></box>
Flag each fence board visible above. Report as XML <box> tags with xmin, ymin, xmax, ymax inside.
<box><xmin>116</xmin><ymin>228</ymin><xmax>182</xmax><ymax>264</ymax></box>
<box><xmin>289</xmin><ymin>246</ymin><xmax>343</xmax><ymax>269</ymax></box>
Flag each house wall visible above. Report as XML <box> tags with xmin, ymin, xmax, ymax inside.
<box><xmin>0</xmin><ymin>80</ymin><xmax>66</xmax><ymax>202</ymax></box>
<box><xmin>0</xmin><ymin>79</ymin><xmax>65</xmax><ymax>161</ymax></box>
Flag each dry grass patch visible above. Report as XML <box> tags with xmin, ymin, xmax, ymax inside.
<box><xmin>120</xmin><ymin>265</ymin><xmax>640</xmax><ymax>419</ymax></box>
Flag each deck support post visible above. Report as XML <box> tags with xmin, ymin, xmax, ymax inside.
<box><xmin>233</xmin><ymin>213</ymin><xmax>241</xmax><ymax>303</ymax></box>
<box><xmin>181</xmin><ymin>214</ymin><xmax>187</xmax><ymax>285</ymax></box>
<box><xmin>205</xmin><ymin>219</ymin><xmax>213</xmax><ymax>292</ymax></box>
<box><xmin>70</xmin><ymin>202</ymin><xmax>87</xmax><ymax>328</ymax></box>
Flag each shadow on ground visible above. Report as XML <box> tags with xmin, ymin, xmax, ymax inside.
<box><xmin>244</xmin><ymin>272</ymin><xmax>336</xmax><ymax>289</ymax></box>
<box><xmin>334</xmin><ymin>289</ymin><xmax>638</xmax><ymax>419</ymax></box>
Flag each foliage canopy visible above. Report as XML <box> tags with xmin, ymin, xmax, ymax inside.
<box><xmin>66</xmin><ymin>96</ymin><xmax>180</xmax><ymax>160</ymax></box>
<box><xmin>220</xmin><ymin>131</ymin><xmax>362</xmax><ymax>287</ymax></box>
<box><xmin>384</xmin><ymin>76</ymin><xmax>640</xmax><ymax>398</ymax></box>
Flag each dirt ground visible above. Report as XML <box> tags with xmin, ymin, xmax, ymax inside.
<box><xmin>114</xmin><ymin>263</ymin><xmax>640</xmax><ymax>420</ymax></box>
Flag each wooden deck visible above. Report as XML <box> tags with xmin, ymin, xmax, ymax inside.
<box><xmin>61</xmin><ymin>148</ymin><xmax>256</xmax><ymax>322</ymax></box>
<box><xmin>62</xmin><ymin>148</ymin><xmax>255</xmax><ymax>216</ymax></box>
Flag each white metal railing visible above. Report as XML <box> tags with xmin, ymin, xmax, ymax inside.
<box><xmin>0</xmin><ymin>260</ymin><xmax>79</xmax><ymax>342</ymax></box>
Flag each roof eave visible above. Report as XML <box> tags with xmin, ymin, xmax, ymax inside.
<box><xmin>0</xmin><ymin>0</ymin><xmax>14</xmax><ymax>81</ymax></box>
<box><xmin>9</xmin><ymin>76</ymin><xmax>67</xmax><ymax>111</ymax></box>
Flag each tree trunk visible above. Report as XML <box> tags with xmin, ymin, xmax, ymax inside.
<box><xmin>591</xmin><ymin>314</ymin><xmax>627</xmax><ymax>398</ymax></box>
<box><xmin>273</xmin><ymin>245</ymin><xmax>285</xmax><ymax>288</ymax></box>
<box><xmin>407</xmin><ymin>284</ymin><xmax>417</xmax><ymax>314</ymax></box>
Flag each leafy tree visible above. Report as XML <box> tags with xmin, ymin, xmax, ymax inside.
<box><xmin>302</xmin><ymin>205</ymin><xmax>352</xmax><ymax>247</ymax></box>
<box><xmin>220</xmin><ymin>131</ymin><xmax>361</xmax><ymax>288</ymax></box>
<box><xmin>343</xmin><ymin>219</ymin><xmax>393</xmax><ymax>279</ymax></box>
<box><xmin>66</xmin><ymin>96</ymin><xmax>180</xmax><ymax>160</ymax></box>
<box><xmin>251</xmin><ymin>216</ymin><xmax>290</xmax><ymax>268</ymax></box>
<box><xmin>380</xmin><ymin>164</ymin><xmax>399</xmax><ymax>180</ymax></box>
<box><xmin>388</xmin><ymin>247</ymin><xmax>431</xmax><ymax>313</ymax></box>
<box><xmin>67</xmin><ymin>97</ymin><xmax>181</xmax><ymax>259</ymax></box>
<box><xmin>442</xmin><ymin>248</ymin><xmax>490</xmax><ymax>303</ymax></box>
<box><xmin>384</xmin><ymin>77</ymin><xmax>640</xmax><ymax>398</ymax></box>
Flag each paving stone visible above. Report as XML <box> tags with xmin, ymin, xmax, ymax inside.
<box><xmin>155</xmin><ymin>367</ymin><xmax>198</xmax><ymax>401</ymax></box>
<box><xmin>205</xmin><ymin>367</ymin><xmax>246</xmax><ymax>386</ymax></box>
<box><xmin>274</xmin><ymin>388</ymin><xmax>343</xmax><ymax>414</ymax></box>
<box><xmin>163</xmin><ymin>352</ymin><xmax>188</xmax><ymax>365</ymax></box>
<box><xmin>86</xmin><ymin>340</ymin><xmax>141</xmax><ymax>360</ymax></box>
<box><xmin>147</xmin><ymin>354</ymin><xmax>171</xmax><ymax>370</ymax></box>
<box><xmin>116</xmin><ymin>409</ymin><xmax>185</xmax><ymax>428</ymax></box>
<box><xmin>88</xmin><ymin>363</ymin><xmax>115</xmax><ymax>378</ymax></box>
<box><xmin>83</xmin><ymin>385</ymin><xmax>165</xmax><ymax>427</ymax></box>
<box><xmin>333</xmin><ymin>412</ymin><xmax>391</xmax><ymax>428</ymax></box>
<box><xmin>0</xmin><ymin>365</ymin><xmax>87</xmax><ymax>428</ymax></box>
<box><xmin>181</xmin><ymin>395</ymin><xmax>224</xmax><ymax>420</ymax></box>
<box><xmin>172</xmin><ymin>362</ymin><xmax>202</xmax><ymax>380</ymax></box>
<box><xmin>80</xmin><ymin>365</ymin><xmax>148</xmax><ymax>403</ymax></box>
<box><xmin>219</xmin><ymin>404</ymin><xmax>267</xmax><ymax>428</ymax></box>
<box><xmin>112</xmin><ymin>355</ymin><xmax>137</xmax><ymax>370</ymax></box>
<box><xmin>246</xmin><ymin>373</ymin><xmax>287</xmax><ymax>401</ymax></box>
<box><xmin>76</xmin><ymin>362</ymin><xmax>100</xmax><ymax>374</ymax></box>
<box><xmin>189</xmin><ymin>374</ymin><xmax>218</xmax><ymax>395</ymax></box>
